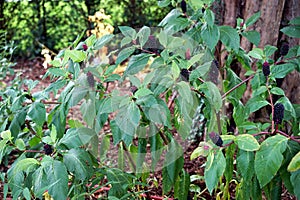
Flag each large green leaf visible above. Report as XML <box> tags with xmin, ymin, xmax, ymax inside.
<box><xmin>245</xmin><ymin>12</ymin><xmax>261</xmax><ymax>27</ymax></box>
<box><xmin>219</xmin><ymin>26</ymin><xmax>240</xmax><ymax>52</ymax></box>
<box><xmin>290</xmin><ymin>170</ymin><xmax>300</xmax><ymax>199</ymax></box>
<box><xmin>115</xmin><ymin>46</ymin><xmax>135</xmax><ymax>65</ymax></box>
<box><xmin>234</xmin><ymin>134</ymin><xmax>260</xmax><ymax>151</ymax></box>
<box><xmin>80</xmin><ymin>97</ymin><xmax>96</xmax><ymax>127</ymax></box>
<box><xmin>201</xmin><ymin>81</ymin><xmax>222</xmax><ymax>112</ymax></box>
<box><xmin>237</xmin><ymin>150</ymin><xmax>255</xmax><ymax>181</ymax></box>
<box><xmin>201</xmin><ymin>24</ymin><xmax>220</xmax><ymax>50</ymax></box>
<box><xmin>287</xmin><ymin>151</ymin><xmax>300</xmax><ymax>172</ymax></box>
<box><xmin>137</xmin><ymin>26</ymin><xmax>151</xmax><ymax>47</ymax></box>
<box><xmin>47</xmin><ymin>160</ymin><xmax>68</xmax><ymax>200</ymax></box>
<box><xmin>245</xmin><ymin>96</ymin><xmax>269</xmax><ymax>114</ymax></box>
<box><xmin>63</xmin><ymin>148</ymin><xmax>93</xmax><ymax>180</ymax></box>
<box><xmin>115</xmin><ymin>101</ymin><xmax>140</xmax><ymax>138</ymax></box>
<box><xmin>65</xmin><ymin>49</ymin><xmax>86</xmax><ymax>62</ymax></box>
<box><xmin>174</xmin><ymin>169</ymin><xmax>190</xmax><ymax>200</ymax></box>
<box><xmin>241</xmin><ymin>30</ymin><xmax>260</xmax><ymax>46</ymax></box>
<box><xmin>28</xmin><ymin>102</ymin><xmax>46</xmax><ymax>126</ymax></box>
<box><xmin>224</xmin><ymin>68</ymin><xmax>246</xmax><ymax>102</ymax></box>
<box><xmin>93</xmin><ymin>34</ymin><xmax>114</xmax><ymax>50</ymax></box>
<box><xmin>281</xmin><ymin>26</ymin><xmax>300</xmax><ymax>38</ymax></box>
<box><xmin>254</xmin><ymin>134</ymin><xmax>288</xmax><ymax>188</ymax></box>
<box><xmin>119</xmin><ymin>26</ymin><xmax>136</xmax><ymax>39</ymax></box>
<box><xmin>204</xmin><ymin>150</ymin><xmax>226</xmax><ymax>194</ymax></box>
<box><xmin>271</xmin><ymin>63</ymin><xmax>295</xmax><ymax>78</ymax></box>
<box><xmin>13</xmin><ymin>158</ymin><xmax>39</xmax><ymax>175</ymax></box>
<box><xmin>124</xmin><ymin>53</ymin><xmax>151</xmax><ymax>76</ymax></box>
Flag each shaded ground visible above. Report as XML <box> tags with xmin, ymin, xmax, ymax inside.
<box><xmin>0</xmin><ymin>58</ymin><xmax>297</xmax><ymax>200</ymax></box>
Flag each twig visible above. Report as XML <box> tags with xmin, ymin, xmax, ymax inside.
<box><xmin>222</xmin><ymin>75</ymin><xmax>254</xmax><ymax>99</ymax></box>
<box><xmin>167</xmin><ymin>91</ymin><xmax>177</xmax><ymax>109</ymax></box>
<box><xmin>276</xmin><ymin>130</ymin><xmax>300</xmax><ymax>143</ymax></box>
<box><xmin>266</xmin><ymin>78</ymin><xmax>275</xmax><ymax>132</ymax></box>
<box><xmin>158</xmin><ymin>129</ymin><xmax>170</xmax><ymax>146</ymax></box>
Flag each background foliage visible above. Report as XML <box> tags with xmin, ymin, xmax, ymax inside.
<box><xmin>1</xmin><ymin>0</ymin><xmax>170</xmax><ymax>57</ymax></box>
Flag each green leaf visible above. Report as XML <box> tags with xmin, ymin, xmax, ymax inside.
<box><xmin>28</xmin><ymin>102</ymin><xmax>46</xmax><ymax>126</ymax></box>
<box><xmin>248</xmin><ymin>48</ymin><xmax>264</xmax><ymax>59</ymax></box>
<box><xmin>14</xmin><ymin>158</ymin><xmax>39</xmax><ymax>175</ymax></box>
<box><xmin>93</xmin><ymin>34</ymin><xmax>114</xmax><ymax>50</ymax></box>
<box><xmin>270</xmin><ymin>87</ymin><xmax>285</xmax><ymax>96</ymax></box>
<box><xmin>174</xmin><ymin>170</ymin><xmax>190</xmax><ymax>200</ymax></box>
<box><xmin>65</xmin><ymin>49</ymin><xmax>86</xmax><ymax>62</ymax></box>
<box><xmin>219</xmin><ymin>26</ymin><xmax>240</xmax><ymax>52</ymax></box>
<box><xmin>287</xmin><ymin>151</ymin><xmax>300</xmax><ymax>172</ymax></box>
<box><xmin>271</xmin><ymin>63</ymin><xmax>295</xmax><ymax>78</ymax></box>
<box><xmin>63</xmin><ymin>148</ymin><xmax>93</xmax><ymax>180</ymax></box>
<box><xmin>201</xmin><ymin>81</ymin><xmax>222</xmax><ymax>111</ymax></box>
<box><xmin>119</xmin><ymin>26</ymin><xmax>136</xmax><ymax>39</ymax></box>
<box><xmin>224</xmin><ymin>68</ymin><xmax>246</xmax><ymax>102</ymax></box>
<box><xmin>241</xmin><ymin>30</ymin><xmax>260</xmax><ymax>46</ymax></box>
<box><xmin>59</xmin><ymin>127</ymin><xmax>96</xmax><ymax>149</ymax></box>
<box><xmin>254</xmin><ymin>134</ymin><xmax>288</xmax><ymax>188</ymax></box>
<box><xmin>246</xmin><ymin>11</ymin><xmax>261</xmax><ymax>27</ymax></box>
<box><xmin>281</xmin><ymin>26</ymin><xmax>300</xmax><ymax>38</ymax></box>
<box><xmin>115</xmin><ymin>46</ymin><xmax>135</xmax><ymax>65</ymax></box>
<box><xmin>23</xmin><ymin>188</ymin><xmax>31</xmax><ymax>200</ymax></box>
<box><xmin>245</xmin><ymin>96</ymin><xmax>269</xmax><ymax>114</ymax></box>
<box><xmin>204</xmin><ymin>150</ymin><xmax>226</xmax><ymax>194</ymax></box>
<box><xmin>80</xmin><ymin>98</ymin><xmax>96</xmax><ymax>127</ymax></box>
<box><xmin>201</xmin><ymin>24</ymin><xmax>220</xmax><ymax>50</ymax></box>
<box><xmin>115</xmin><ymin>101</ymin><xmax>140</xmax><ymax>137</ymax></box>
<box><xmin>137</xmin><ymin>26</ymin><xmax>151</xmax><ymax>47</ymax></box>
<box><xmin>47</xmin><ymin>160</ymin><xmax>68</xmax><ymax>200</ymax></box>
<box><xmin>189</xmin><ymin>61</ymin><xmax>211</xmax><ymax>81</ymax></box>
<box><xmin>48</xmin><ymin>68</ymin><xmax>66</xmax><ymax>77</ymax></box>
<box><xmin>237</xmin><ymin>150</ymin><xmax>255</xmax><ymax>181</ymax></box>
<box><xmin>234</xmin><ymin>134</ymin><xmax>260</xmax><ymax>151</ymax></box>
<box><xmin>1</xmin><ymin>130</ymin><xmax>12</xmax><ymax>141</ymax></box>
<box><xmin>124</xmin><ymin>53</ymin><xmax>151</xmax><ymax>76</ymax></box>
<box><xmin>15</xmin><ymin>139</ymin><xmax>25</xmax><ymax>151</ymax></box>
<box><xmin>264</xmin><ymin>45</ymin><xmax>278</xmax><ymax>57</ymax></box>
<box><xmin>204</xmin><ymin>9</ymin><xmax>215</xmax><ymax>26</ymax></box>
<box><xmin>291</xmin><ymin>170</ymin><xmax>300</xmax><ymax>199</ymax></box>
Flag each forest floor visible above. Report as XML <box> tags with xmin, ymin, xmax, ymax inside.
<box><xmin>1</xmin><ymin>57</ymin><xmax>297</xmax><ymax>200</ymax></box>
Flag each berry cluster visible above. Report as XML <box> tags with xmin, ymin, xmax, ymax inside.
<box><xmin>180</xmin><ymin>68</ymin><xmax>190</xmax><ymax>82</ymax></box>
<box><xmin>209</xmin><ymin>132</ymin><xmax>223</xmax><ymax>147</ymax></box>
<box><xmin>43</xmin><ymin>144</ymin><xmax>53</xmax><ymax>155</ymax></box>
<box><xmin>273</xmin><ymin>103</ymin><xmax>284</xmax><ymax>124</ymax></box>
<box><xmin>262</xmin><ymin>61</ymin><xmax>270</xmax><ymax>76</ymax></box>
<box><xmin>87</xmin><ymin>71</ymin><xmax>95</xmax><ymax>88</ymax></box>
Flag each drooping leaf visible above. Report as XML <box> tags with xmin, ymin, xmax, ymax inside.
<box><xmin>237</xmin><ymin>150</ymin><xmax>255</xmax><ymax>181</ymax></box>
<box><xmin>46</xmin><ymin>160</ymin><xmax>68</xmax><ymax>200</ymax></box>
<box><xmin>287</xmin><ymin>151</ymin><xmax>300</xmax><ymax>172</ymax></box>
<box><xmin>254</xmin><ymin>134</ymin><xmax>288</xmax><ymax>188</ymax></box>
<box><xmin>63</xmin><ymin>148</ymin><xmax>93</xmax><ymax>180</ymax></box>
<box><xmin>204</xmin><ymin>150</ymin><xmax>226</xmax><ymax>194</ymax></box>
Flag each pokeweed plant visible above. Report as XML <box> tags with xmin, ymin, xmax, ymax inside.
<box><xmin>0</xmin><ymin>0</ymin><xmax>300</xmax><ymax>200</ymax></box>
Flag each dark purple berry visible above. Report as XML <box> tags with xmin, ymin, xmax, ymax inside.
<box><xmin>87</xmin><ymin>71</ymin><xmax>95</xmax><ymax>88</ymax></box>
<box><xmin>43</xmin><ymin>144</ymin><xmax>53</xmax><ymax>155</ymax></box>
<box><xmin>209</xmin><ymin>132</ymin><xmax>223</xmax><ymax>147</ymax></box>
<box><xmin>82</xmin><ymin>44</ymin><xmax>88</xmax><ymax>51</ymax></box>
<box><xmin>262</xmin><ymin>61</ymin><xmax>270</xmax><ymax>76</ymax></box>
<box><xmin>130</xmin><ymin>86</ymin><xmax>138</xmax><ymax>94</ymax></box>
<box><xmin>181</xmin><ymin>0</ymin><xmax>187</xmax><ymax>13</ymax></box>
<box><xmin>180</xmin><ymin>69</ymin><xmax>190</xmax><ymax>81</ymax></box>
<box><xmin>280</xmin><ymin>42</ymin><xmax>289</xmax><ymax>56</ymax></box>
<box><xmin>273</xmin><ymin>103</ymin><xmax>284</xmax><ymax>124</ymax></box>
